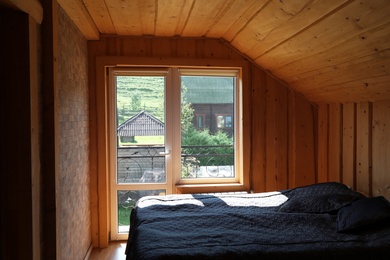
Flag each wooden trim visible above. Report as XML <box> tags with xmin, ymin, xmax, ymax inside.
<box><xmin>95</xmin><ymin>57</ymin><xmax>109</xmax><ymax>248</ymax></box>
<box><xmin>83</xmin><ymin>243</ymin><xmax>93</xmax><ymax>260</ymax></box>
<box><xmin>0</xmin><ymin>0</ymin><xmax>43</xmax><ymax>24</ymax></box>
<box><xmin>41</xmin><ymin>0</ymin><xmax>60</xmax><ymax>258</ymax></box>
<box><xmin>97</xmin><ymin>56</ymin><xmax>249</xmax><ymax>69</ymax></box>
<box><xmin>57</xmin><ymin>0</ymin><xmax>99</xmax><ymax>40</ymax></box>
<box><xmin>29</xmin><ymin>14</ymin><xmax>40</xmax><ymax>260</ymax></box>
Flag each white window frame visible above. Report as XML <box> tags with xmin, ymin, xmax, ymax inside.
<box><xmin>176</xmin><ymin>68</ymin><xmax>243</xmax><ymax>187</ymax></box>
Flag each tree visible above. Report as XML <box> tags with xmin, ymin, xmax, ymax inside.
<box><xmin>131</xmin><ymin>91</ymin><xmax>141</xmax><ymax>110</ymax></box>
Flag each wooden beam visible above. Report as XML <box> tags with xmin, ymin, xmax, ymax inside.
<box><xmin>57</xmin><ymin>0</ymin><xmax>100</xmax><ymax>40</ymax></box>
<box><xmin>0</xmin><ymin>0</ymin><xmax>43</xmax><ymax>23</ymax></box>
<box><xmin>41</xmin><ymin>0</ymin><xmax>60</xmax><ymax>258</ymax></box>
<box><xmin>29</xmin><ymin>14</ymin><xmax>41</xmax><ymax>260</ymax></box>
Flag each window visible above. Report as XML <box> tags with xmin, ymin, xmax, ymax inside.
<box><xmin>216</xmin><ymin>115</ymin><xmax>233</xmax><ymax>128</ymax></box>
<box><xmin>225</xmin><ymin>116</ymin><xmax>232</xmax><ymax>128</ymax></box>
<box><xmin>196</xmin><ymin>115</ymin><xmax>205</xmax><ymax>129</ymax></box>
<box><xmin>100</xmin><ymin>58</ymin><xmax>248</xmax><ymax>241</ymax></box>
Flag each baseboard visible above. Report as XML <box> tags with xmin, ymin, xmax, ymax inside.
<box><xmin>84</xmin><ymin>243</ymin><xmax>93</xmax><ymax>260</ymax></box>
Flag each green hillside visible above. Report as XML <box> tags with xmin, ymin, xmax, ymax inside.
<box><xmin>116</xmin><ymin>76</ymin><xmax>165</xmax><ymax>125</ymax></box>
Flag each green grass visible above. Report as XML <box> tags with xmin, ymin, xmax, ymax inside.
<box><xmin>116</xmin><ymin>76</ymin><xmax>165</xmax><ymax>124</ymax></box>
<box><xmin>118</xmin><ymin>206</ymin><xmax>132</xmax><ymax>227</ymax></box>
<box><xmin>120</xmin><ymin>136</ymin><xmax>165</xmax><ymax>145</ymax></box>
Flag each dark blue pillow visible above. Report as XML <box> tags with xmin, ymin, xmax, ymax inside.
<box><xmin>278</xmin><ymin>182</ymin><xmax>362</xmax><ymax>213</ymax></box>
<box><xmin>337</xmin><ymin>196</ymin><xmax>390</xmax><ymax>232</ymax></box>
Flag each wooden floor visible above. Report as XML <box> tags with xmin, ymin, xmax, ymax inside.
<box><xmin>89</xmin><ymin>241</ymin><xmax>128</xmax><ymax>260</ymax></box>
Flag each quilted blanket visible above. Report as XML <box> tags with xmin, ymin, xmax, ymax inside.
<box><xmin>125</xmin><ymin>182</ymin><xmax>390</xmax><ymax>259</ymax></box>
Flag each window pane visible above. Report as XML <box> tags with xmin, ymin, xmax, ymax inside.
<box><xmin>225</xmin><ymin>116</ymin><xmax>232</xmax><ymax>128</ymax></box>
<box><xmin>117</xmin><ymin>189</ymin><xmax>165</xmax><ymax>233</ymax></box>
<box><xmin>116</xmin><ymin>76</ymin><xmax>166</xmax><ymax>184</ymax></box>
<box><xmin>181</xmin><ymin>76</ymin><xmax>235</xmax><ymax>179</ymax></box>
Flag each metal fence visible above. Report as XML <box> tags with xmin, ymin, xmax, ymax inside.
<box><xmin>117</xmin><ymin>145</ymin><xmax>234</xmax><ymax>183</ymax></box>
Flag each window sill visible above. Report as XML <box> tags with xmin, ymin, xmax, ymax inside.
<box><xmin>175</xmin><ymin>183</ymin><xmax>248</xmax><ymax>194</ymax></box>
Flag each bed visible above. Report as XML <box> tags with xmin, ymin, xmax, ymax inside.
<box><xmin>125</xmin><ymin>182</ymin><xmax>390</xmax><ymax>259</ymax></box>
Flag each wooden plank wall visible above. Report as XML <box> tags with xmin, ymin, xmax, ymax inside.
<box><xmin>88</xmin><ymin>37</ymin><xmax>318</xmax><ymax>246</ymax></box>
<box><xmin>317</xmin><ymin>101</ymin><xmax>390</xmax><ymax>200</ymax></box>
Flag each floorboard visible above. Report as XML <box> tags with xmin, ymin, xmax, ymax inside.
<box><xmin>89</xmin><ymin>241</ymin><xmax>127</xmax><ymax>260</ymax></box>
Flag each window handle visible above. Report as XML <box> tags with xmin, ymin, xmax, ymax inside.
<box><xmin>159</xmin><ymin>150</ymin><xmax>171</xmax><ymax>156</ymax></box>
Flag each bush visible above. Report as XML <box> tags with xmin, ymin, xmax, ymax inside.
<box><xmin>182</xmin><ymin>126</ymin><xmax>233</xmax><ymax>166</ymax></box>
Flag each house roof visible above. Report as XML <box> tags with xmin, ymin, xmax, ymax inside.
<box><xmin>56</xmin><ymin>0</ymin><xmax>390</xmax><ymax>103</ymax></box>
<box><xmin>182</xmin><ymin>76</ymin><xmax>234</xmax><ymax>104</ymax></box>
<box><xmin>117</xmin><ymin>110</ymin><xmax>164</xmax><ymax>137</ymax></box>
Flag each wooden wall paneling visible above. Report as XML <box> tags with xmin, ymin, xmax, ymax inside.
<box><xmin>152</xmin><ymin>37</ymin><xmax>172</xmax><ymax>57</ymax></box>
<box><xmin>250</xmin><ymin>65</ymin><xmax>267</xmax><ymax>192</ymax></box>
<box><xmin>202</xmin><ymin>39</ymin><xmax>229</xmax><ymax>59</ymax></box>
<box><xmin>372</xmin><ymin>101</ymin><xmax>390</xmax><ymax>200</ymax></box>
<box><xmin>195</xmin><ymin>38</ymin><xmax>206</xmax><ymax>58</ymax></box>
<box><xmin>288</xmin><ymin>90</ymin><xmax>296</xmax><ymax>188</ymax></box>
<box><xmin>265</xmin><ymin>74</ymin><xmax>278</xmax><ymax>191</ymax></box>
<box><xmin>317</xmin><ymin>103</ymin><xmax>329</xmax><ymax>182</ymax></box>
<box><xmin>170</xmin><ymin>38</ymin><xmax>178</xmax><ymax>58</ymax></box>
<box><xmin>328</xmin><ymin>103</ymin><xmax>342</xmax><ymax>182</ymax></box>
<box><xmin>120</xmin><ymin>37</ymin><xmax>144</xmax><ymax>56</ymax></box>
<box><xmin>101</xmin><ymin>37</ymin><xmax>118</xmax><ymax>56</ymax></box>
<box><xmin>342</xmin><ymin>102</ymin><xmax>356</xmax><ymax>188</ymax></box>
<box><xmin>139</xmin><ymin>38</ymin><xmax>153</xmax><ymax>57</ymax></box>
<box><xmin>274</xmin><ymin>81</ymin><xmax>288</xmax><ymax>190</ymax></box>
<box><xmin>176</xmin><ymin>38</ymin><xmax>198</xmax><ymax>58</ymax></box>
<box><xmin>241</xmin><ymin>61</ymin><xmax>252</xmax><ymax>191</ymax></box>
<box><xmin>356</xmin><ymin>102</ymin><xmax>372</xmax><ymax>195</ymax></box>
<box><xmin>292</xmin><ymin>94</ymin><xmax>317</xmax><ymax>188</ymax></box>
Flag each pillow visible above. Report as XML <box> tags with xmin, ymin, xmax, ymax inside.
<box><xmin>278</xmin><ymin>193</ymin><xmax>359</xmax><ymax>213</ymax></box>
<box><xmin>278</xmin><ymin>182</ymin><xmax>362</xmax><ymax>213</ymax></box>
<box><xmin>336</xmin><ymin>196</ymin><xmax>390</xmax><ymax>232</ymax></box>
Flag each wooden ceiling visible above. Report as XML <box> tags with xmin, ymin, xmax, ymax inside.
<box><xmin>7</xmin><ymin>0</ymin><xmax>390</xmax><ymax>103</ymax></box>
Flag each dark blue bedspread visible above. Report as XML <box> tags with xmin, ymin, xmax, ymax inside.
<box><xmin>125</xmin><ymin>182</ymin><xmax>390</xmax><ymax>259</ymax></box>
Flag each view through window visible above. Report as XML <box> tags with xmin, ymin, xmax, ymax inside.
<box><xmin>109</xmin><ymin>68</ymin><xmax>241</xmax><ymax>240</ymax></box>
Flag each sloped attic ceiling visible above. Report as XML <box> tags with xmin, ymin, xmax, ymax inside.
<box><xmin>59</xmin><ymin>0</ymin><xmax>390</xmax><ymax>103</ymax></box>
